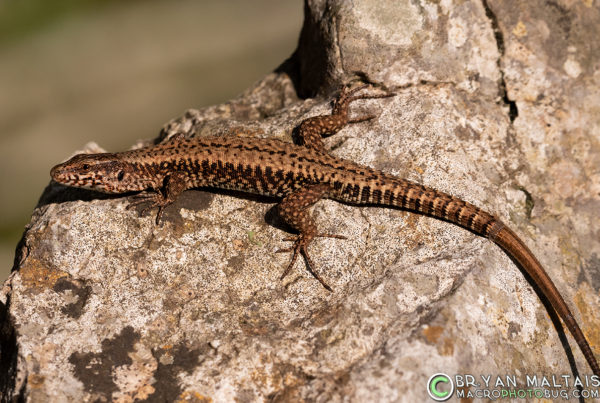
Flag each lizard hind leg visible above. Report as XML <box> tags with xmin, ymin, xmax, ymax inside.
<box><xmin>275</xmin><ymin>184</ymin><xmax>345</xmax><ymax>291</ymax></box>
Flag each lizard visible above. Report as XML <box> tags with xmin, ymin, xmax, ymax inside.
<box><xmin>50</xmin><ymin>84</ymin><xmax>599</xmax><ymax>377</ymax></box>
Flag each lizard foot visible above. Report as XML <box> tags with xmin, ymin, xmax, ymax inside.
<box><xmin>334</xmin><ymin>84</ymin><xmax>395</xmax><ymax>119</ymax></box>
<box><xmin>275</xmin><ymin>233</ymin><xmax>346</xmax><ymax>291</ymax></box>
<box><xmin>126</xmin><ymin>193</ymin><xmax>169</xmax><ymax>225</ymax></box>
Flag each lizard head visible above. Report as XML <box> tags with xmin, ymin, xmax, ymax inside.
<box><xmin>51</xmin><ymin>153</ymin><xmax>144</xmax><ymax>193</ymax></box>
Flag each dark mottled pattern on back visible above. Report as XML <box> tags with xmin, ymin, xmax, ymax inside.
<box><xmin>98</xmin><ymin>134</ymin><xmax>497</xmax><ymax>237</ymax></box>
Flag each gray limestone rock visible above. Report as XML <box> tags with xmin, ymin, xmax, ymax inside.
<box><xmin>2</xmin><ymin>0</ymin><xmax>599</xmax><ymax>401</ymax></box>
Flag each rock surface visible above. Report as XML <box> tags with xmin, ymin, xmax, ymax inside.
<box><xmin>2</xmin><ymin>0</ymin><xmax>599</xmax><ymax>401</ymax></box>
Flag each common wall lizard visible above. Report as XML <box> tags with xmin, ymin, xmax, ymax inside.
<box><xmin>50</xmin><ymin>85</ymin><xmax>599</xmax><ymax>377</ymax></box>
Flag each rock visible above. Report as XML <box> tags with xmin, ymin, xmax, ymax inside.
<box><xmin>2</xmin><ymin>0</ymin><xmax>599</xmax><ymax>401</ymax></box>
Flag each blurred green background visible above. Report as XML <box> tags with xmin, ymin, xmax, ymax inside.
<box><xmin>0</xmin><ymin>0</ymin><xmax>303</xmax><ymax>281</ymax></box>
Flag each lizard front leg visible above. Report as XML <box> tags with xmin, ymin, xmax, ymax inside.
<box><xmin>275</xmin><ymin>183</ymin><xmax>346</xmax><ymax>291</ymax></box>
<box><xmin>295</xmin><ymin>84</ymin><xmax>395</xmax><ymax>152</ymax></box>
<box><xmin>126</xmin><ymin>172</ymin><xmax>188</xmax><ymax>225</ymax></box>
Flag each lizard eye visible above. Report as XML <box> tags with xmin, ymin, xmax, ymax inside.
<box><xmin>117</xmin><ymin>171</ymin><xmax>125</xmax><ymax>181</ymax></box>
<box><xmin>82</xmin><ymin>164</ymin><xmax>90</xmax><ymax>170</ymax></box>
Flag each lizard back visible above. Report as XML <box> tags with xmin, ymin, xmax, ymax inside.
<box><xmin>119</xmin><ymin>136</ymin><xmax>499</xmax><ymax>238</ymax></box>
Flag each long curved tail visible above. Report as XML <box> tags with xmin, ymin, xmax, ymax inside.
<box><xmin>342</xmin><ymin>176</ymin><xmax>599</xmax><ymax>375</ymax></box>
<box><xmin>490</xmin><ymin>225</ymin><xmax>600</xmax><ymax>377</ymax></box>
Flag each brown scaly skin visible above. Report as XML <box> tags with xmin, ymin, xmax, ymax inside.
<box><xmin>50</xmin><ymin>85</ymin><xmax>599</xmax><ymax>377</ymax></box>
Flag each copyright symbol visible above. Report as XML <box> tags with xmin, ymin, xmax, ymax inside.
<box><xmin>427</xmin><ymin>373</ymin><xmax>454</xmax><ymax>401</ymax></box>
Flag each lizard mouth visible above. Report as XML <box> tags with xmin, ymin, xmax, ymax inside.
<box><xmin>50</xmin><ymin>164</ymin><xmax>75</xmax><ymax>186</ymax></box>
<box><xmin>50</xmin><ymin>164</ymin><xmax>69</xmax><ymax>184</ymax></box>
<box><xmin>49</xmin><ymin>164</ymin><xmax>63</xmax><ymax>182</ymax></box>
<box><xmin>50</xmin><ymin>163</ymin><xmax>93</xmax><ymax>189</ymax></box>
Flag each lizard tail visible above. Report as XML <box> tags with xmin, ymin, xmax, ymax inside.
<box><xmin>489</xmin><ymin>224</ymin><xmax>600</xmax><ymax>377</ymax></box>
<box><xmin>376</xmin><ymin>179</ymin><xmax>600</xmax><ymax>376</ymax></box>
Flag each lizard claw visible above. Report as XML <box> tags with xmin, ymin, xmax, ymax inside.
<box><xmin>278</xmin><ymin>232</ymin><xmax>346</xmax><ymax>292</ymax></box>
<box><xmin>337</xmin><ymin>84</ymin><xmax>395</xmax><ymax>106</ymax></box>
<box><xmin>126</xmin><ymin>193</ymin><xmax>156</xmax><ymax>209</ymax></box>
<box><xmin>316</xmin><ymin>233</ymin><xmax>347</xmax><ymax>240</ymax></box>
<box><xmin>348</xmin><ymin>114</ymin><xmax>376</xmax><ymax>124</ymax></box>
<box><xmin>127</xmin><ymin>193</ymin><xmax>168</xmax><ymax>225</ymax></box>
<box><xmin>281</xmin><ymin>233</ymin><xmax>346</xmax><ymax>242</ymax></box>
<box><xmin>333</xmin><ymin>85</ymin><xmax>395</xmax><ymax>126</ymax></box>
